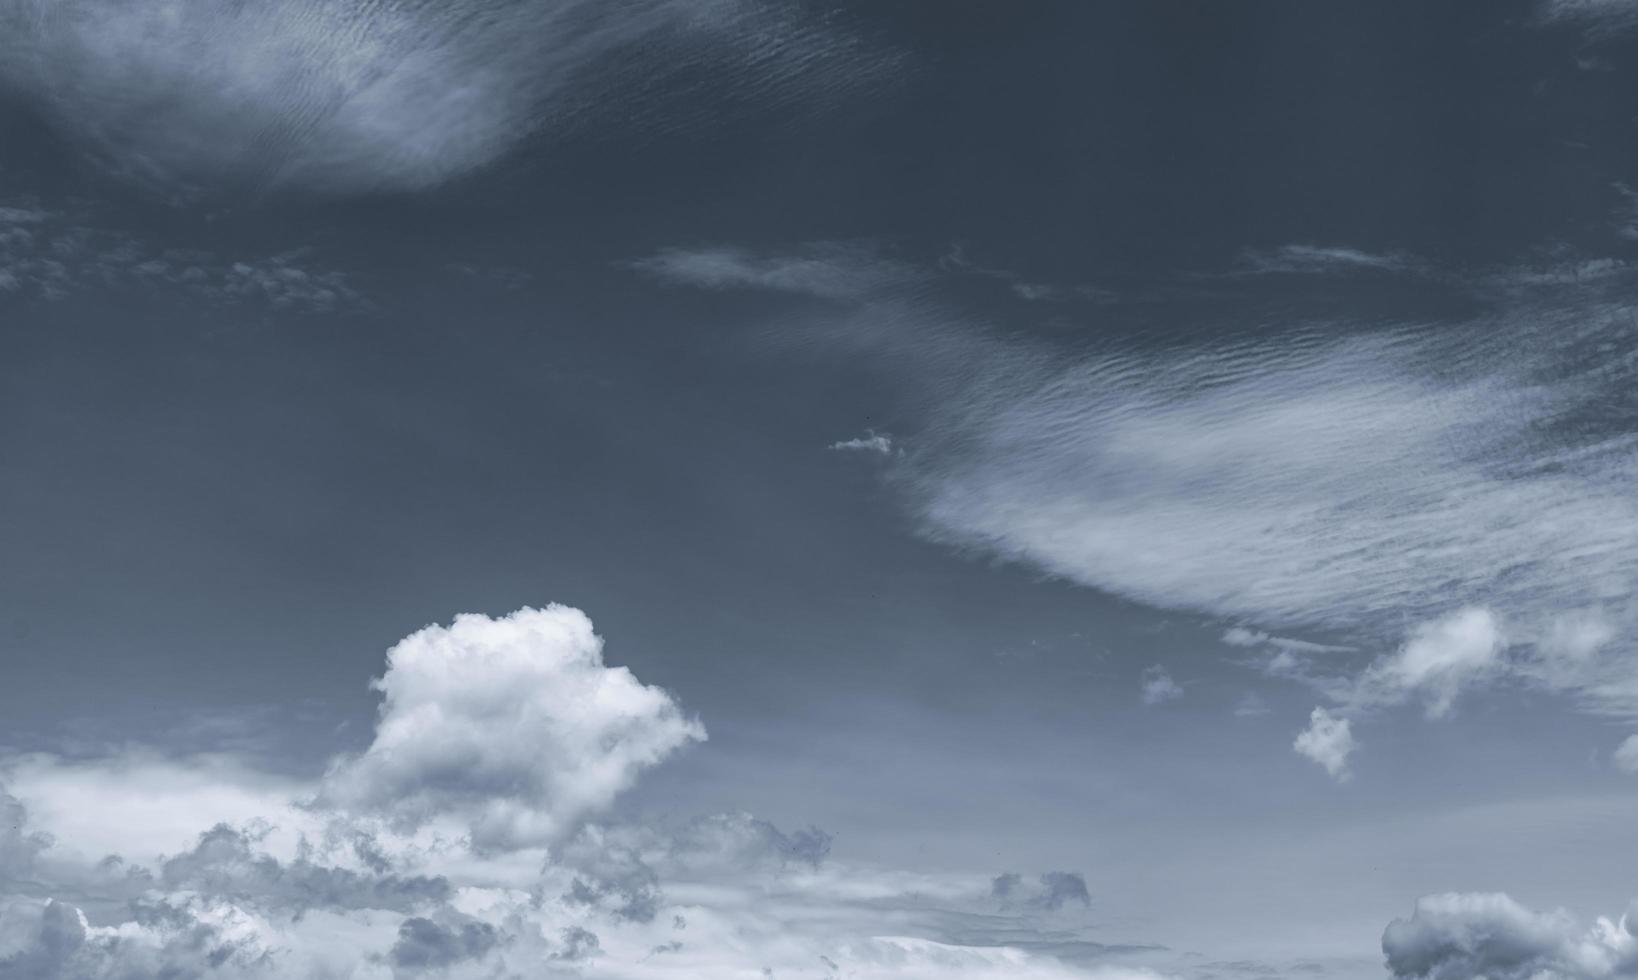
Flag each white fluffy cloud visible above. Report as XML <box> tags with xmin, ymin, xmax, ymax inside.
<box><xmin>0</xmin><ymin>604</ymin><xmax>1155</xmax><ymax>979</ymax></box>
<box><xmin>1356</xmin><ymin>608</ymin><xmax>1507</xmax><ymax>719</ymax></box>
<box><xmin>1383</xmin><ymin>892</ymin><xmax>1638</xmax><ymax>980</ymax></box>
<box><xmin>1613</xmin><ymin>735</ymin><xmax>1638</xmax><ymax>774</ymax></box>
<box><xmin>320</xmin><ymin>606</ymin><xmax>706</xmax><ymax>851</ymax></box>
<box><xmin>830</xmin><ymin>431</ymin><xmax>897</xmax><ymax>455</ymax></box>
<box><xmin>1293</xmin><ymin>707</ymin><xmax>1355</xmax><ymax>781</ymax></box>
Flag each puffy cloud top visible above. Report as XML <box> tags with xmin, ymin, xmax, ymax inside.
<box><xmin>1384</xmin><ymin>892</ymin><xmax>1638</xmax><ymax>980</ymax></box>
<box><xmin>320</xmin><ymin>605</ymin><xmax>705</xmax><ymax>850</ymax></box>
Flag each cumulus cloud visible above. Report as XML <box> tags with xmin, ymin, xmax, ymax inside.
<box><xmin>0</xmin><ymin>785</ymin><xmax>1151</xmax><ymax>980</ymax></box>
<box><xmin>1613</xmin><ymin>735</ymin><xmax>1638</xmax><ymax>774</ymax></box>
<box><xmin>319</xmin><ymin>605</ymin><xmax>706</xmax><ymax>850</ymax></box>
<box><xmin>1383</xmin><ymin>892</ymin><xmax>1638</xmax><ymax>980</ymax></box>
<box><xmin>0</xmin><ymin>603</ymin><xmax>1152</xmax><ymax>979</ymax></box>
<box><xmin>1139</xmin><ymin>666</ymin><xmax>1184</xmax><ymax>706</ymax></box>
<box><xmin>389</xmin><ymin>915</ymin><xmax>502</xmax><ymax>970</ymax></box>
<box><xmin>0</xmin><ymin>0</ymin><xmax>894</xmax><ymax>194</ymax></box>
<box><xmin>1293</xmin><ymin>708</ymin><xmax>1355</xmax><ymax>781</ymax></box>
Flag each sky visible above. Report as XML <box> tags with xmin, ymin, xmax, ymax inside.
<box><xmin>4</xmin><ymin>2</ymin><xmax>1638</xmax><ymax>979</ymax></box>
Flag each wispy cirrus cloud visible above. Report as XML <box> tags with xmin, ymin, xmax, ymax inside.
<box><xmin>1230</xmin><ymin>244</ymin><xmax>1429</xmax><ymax>278</ymax></box>
<box><xmin>0</xmin><ymin>0</ymin><xmax>898</xmax><ymax>195</ymax></box>
<box><xmin>639</xmin><ymin>241</ymin><xmax>1638</xmax><ymax>773</ymax></box>
<box><xmin>1537</xmin><ymin>0</ymin><xmax>1638</xmax><ymax>36</ymax></box>
<box><xmin>633</xmin><ymin>242</ymin><xmax>914</xmax><ymax>301</ymax></box>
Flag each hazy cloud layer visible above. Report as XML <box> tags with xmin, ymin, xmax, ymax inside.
<box><xmin>0</xmin><ymin>0</ymin><xmax>895</xmax><ymax>194</ymax></box>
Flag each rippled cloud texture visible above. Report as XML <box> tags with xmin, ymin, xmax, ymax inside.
<box><xmin>641</xmin><ymin>244</ymin><xmax>1638</xmax><ymax>778</ymax></box>
<box><xmin>0</xmin><ymin>0</ymin><xmax>893</xmax><ymax>194</ymax></box>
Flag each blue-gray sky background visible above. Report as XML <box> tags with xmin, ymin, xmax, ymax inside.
<box><xmin>4</xmin><ymin>3</ymin><xmax>1638</xmax><ymax>979</ymax></box>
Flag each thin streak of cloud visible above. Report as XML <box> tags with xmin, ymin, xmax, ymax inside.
<box><xmin>830</xmin><ymin>431</ymin><xmax>896</xmax><ymax>455</ymax></box>
<box><xmin>632</xmin><ymin>243</ymin><xmax>914</xmax><ymax>301</ymax></box>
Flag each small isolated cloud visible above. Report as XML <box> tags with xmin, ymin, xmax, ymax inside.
<box><xmin>830</xmin><ymin>431</ymin><xmax>895</xmax><ymax>455</ymax></box>
<box><xmin>0</xmin><ymin>602</ymin><xmax>1148</xmax><ymax>979</ymax></box>
<box><xmin>319</xmin><ymin>605</ymin><xmax>706</xmax><ymax>850</ymax></box>
<box><xmin>633</xmin><ymin>243</ymin><xmax>910</xmax><ymax>302</ymax></box>
<box><xmin>1233</xmin><ymin>693</ymin><xmax>1271</xmax><ymax>718</ymax></box>
<box><xmin>1383</xmin><ymin>892</ymin><xmax>1638</xmax><ymax>980</ymax></box>
<box><xmin>1140</xmin><ymin>666</ymin><xmax>1184</xmax><ymax>706</ymax></box>
<box><xmin>1278</xmin><ymin>608</ymin><xmax>1503</xmax><ymax>780</ymax></box>
<box><xmin>991</xmin><ymin>872</ymin><xmax>1092</xmax><ymax>912</ymax></box>
<box><xmin>1233</xmin><ymin>244</ymin><xmax>1426</xmax><ymax>278</ymax></box>
<box><xmin>1355</xmin><ymin>608</ymin><xmax>1506</xmax><ymax>719</ymax></box>
<box><xmin>1293</xmin><ymin>707</ymin><xmax>1355</xmax><ymax>781</ymax></box>
<box><xmin>1613</xmin><ymin>735</ymin><xmax>1638</xmax><ymax>774</ymax></box>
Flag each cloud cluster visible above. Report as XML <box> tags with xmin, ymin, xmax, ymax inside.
<box><xmin>0</xmin><ymin>605</ymin><xmax>1146</xmax><ymax>979</ymax></box>
<box><xmin>1383</xmin><ymin>892</ymin><xmax>1638</xmax><ymax>980</ymax></box>
<box><xmin>0</xmin><ymin>0</ymin><xmax>895</xmax><ymax>194</ymax></box>
<box><xmin>0</xmin><ymin>202</ymin><xmax>361</xmax><ymax>311</ymax></box>
<box><xmin>319</xmin><ymin>606</ymin><xmax>706</xmax><ymax>850</ymax></box>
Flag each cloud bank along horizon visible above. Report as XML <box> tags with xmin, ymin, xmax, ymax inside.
<box><xmin>0</xmin><ymin>604</ymin><xmax>1134</xmax><ymax>979</ymax></box>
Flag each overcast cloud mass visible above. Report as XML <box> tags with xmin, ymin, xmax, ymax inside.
<box><xmin>5</xmin><ymin>2</ymin><xmax>1638</xmax><ymax>979</ymax></box>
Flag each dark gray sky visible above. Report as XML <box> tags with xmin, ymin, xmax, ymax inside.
<box><xmin>4</xmin><ymin>3</ymin><xmax>1638</xmax><ymax>979</ymax></box>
